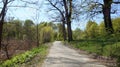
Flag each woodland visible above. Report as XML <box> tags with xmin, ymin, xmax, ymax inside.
<box><xmin>0</xmin><ymin>0</ymin><xmax>120</xmax><ymax>67</ymax></box>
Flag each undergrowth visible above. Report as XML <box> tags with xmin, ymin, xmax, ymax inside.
<box><xmin>0</xmin><ymin>45</ymin><xmax>48</xmax><ymax>67</ymax></box>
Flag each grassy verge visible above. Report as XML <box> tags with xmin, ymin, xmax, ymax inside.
<box><xmin>64</xmin><ymin>39</ymin><xmax>120</xmax><ymax>66</ymax></box>
<box><xmin>0</xmin><ymin>44</ymin><xmax>50</xmax><ymax>67</ymax></box>
<box><xmin>64</xmin><ymin>39</ymin><xmax>120</xmax><ymax>57</ymax></box>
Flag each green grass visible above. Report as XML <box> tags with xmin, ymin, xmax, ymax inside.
<box><xmin>67</xmin><ymin>39</ymin><xmax>120</xmax><ymax>56</ymax></box>
<box><xmin>0</xmin><ymin>45</ymin><xmax>48</xmax><ymax>67</ymax></box>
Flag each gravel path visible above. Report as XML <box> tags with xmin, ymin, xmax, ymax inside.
<box><xmin>42</xmin><ymin>41</ymin><xmax>106</xmax><ymax>67</ymax></box>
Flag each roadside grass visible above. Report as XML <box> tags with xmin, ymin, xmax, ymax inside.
<box><xmin>65</xmin><ymin>39</ymin><xmax>120</xmax><ymax>66</ymax></box>
<box><xmin>65</xmin><ymin>39</ymin><xmax>120</xmax><ymax>57</ymax></box>
<box><xmin>0</xmin><ymin>44</ymin><xmax>50</xmax><ymax>67</ymax></box>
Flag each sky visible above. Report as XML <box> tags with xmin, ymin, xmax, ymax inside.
<box><xmin>2</xmin><ymin>0</ymin><xmax>120</xmax><ymax>30</ymax></box>
<box><xmin>7</xmin><ymin>0</ymin><xmax>48</xmax><ymax>22</ymax></box>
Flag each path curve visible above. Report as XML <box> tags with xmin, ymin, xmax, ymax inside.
<box><xmin>42</xmin><ymin>41</ymin><xmax>106</xmax><ymax>67</ymax></box>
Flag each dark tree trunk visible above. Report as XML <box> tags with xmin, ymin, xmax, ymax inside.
<box><xmin>68</xmin><ymin>0</ymin><xmax>73</xmax><ymax>42</ymax></box>
<box><xmin>62</xmin><ymin>21</ymin><xmax>67</xmax><ymax>41</ymax></box>
<box><xmin>103</xmin><ymin>0</ymin><xmax>114</xmax><ymax>34</ymax></box>
<box><xmin>0</xmin><ymin>0</ymin><xmax>8</xmax><ymax>49</ymax></box>
<box><xmin>63</xmin><ymin>0</ymin><xmax>73</xmax><ymax>42</ymax></box>
<box><xmin>0</xmin><ymin>21</ymin><xmax>4</xmax><ymax>49</ymax></box>
<box><xmin>67</xmin><ymin>22</ymin><xmax>73</xmax><ymax>42</ymax></box>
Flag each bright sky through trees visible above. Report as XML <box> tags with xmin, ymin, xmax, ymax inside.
<box><xmin>5</xmin><ymin>0</ymin><xmax>120</xmax><ymax>30</ymax></box>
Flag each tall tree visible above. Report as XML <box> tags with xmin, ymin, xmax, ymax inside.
<box><xmin>47</xmin><ymin>0</ymin><xmax>67</xmax><ymax>41</ymax></box>
<box><xmin>85</xmin><ymin>21</ymin><xmax>98</xmax><ymax>39</ymax></box>
<box><xmin>24</xmin><ymin>19</ymin><xmax>34</xmax><ymax>40</ymax></box>
<box><xmin>0</xmin><ymin>0</ymin><xmax>9</xmax><ymax>49</ymax></box>
<box><xmin>63</xmin><ymin>0</ymin><xmax>73</xmax><ymax>41</ymax></box>
<box><xmin>85</xmin><ymin>0</ymin><xmax>120</xmax><ymax>34</ymax></box>
<box><xmin>47</xmin><ymin>0</ymin><xmax>74</xmax><ymax>41</ymax></box>
<box><xmin>38</xmin><ymin>22</ymin><xmax>55</xmax><ymax>43</ymax></box>
<box><xmin>103</xmin><ymin>0</ymin><xmax>113</xmax><ymax>34</ymax></box>
<box><xmin>73</xmin><ymin>28</ymin><xmax>82</xmax><ymax>40</ymax></box>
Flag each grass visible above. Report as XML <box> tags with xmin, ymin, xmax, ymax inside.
<box><xmin>67</xmin><ymin>39</ymin><xmax>120</xmax><ymax>67</ymax></box>
<box><xmin>66</xmin><ymin>39</ymin><xmax>120</xmax><ymax>57</ymax></box>
<box><xmin>0</xmin><ymin>44</ymin><xmax>50</xmax><ymax>67</ymax></box>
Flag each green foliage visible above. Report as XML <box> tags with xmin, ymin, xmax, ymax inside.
<box><xmin>56</xmin><ymin>23</ymin><xmax>64</xmax><ymax>40</ymax></box>
<box><xmin>67</xmin><ymin>35</ymin><xmax>120</xmax><ymax>66</ymax></box>
<box><xmin>68</xmin><ymin>40</ymin><xmax>120</xmax><ymax>56</ymax></box>
<box><xmin>23</xmin><ymin>19</ymin><xmax>35</xmax><ymax>41</ymax></box>
<box><xmin>112</xmin><ymin>18</ymin><xmax>120</xmax><ymax>34</ymax></box>
<box><xmin>74</xmin><ymin>18</ymin><xmax>120</xmax><ymax>40</ymax></box>
<box><xmin>24</xmin><ymin>20</ymin><xmax>34</xmax><ymax>26</ymax></box>
<box><xmin>0</xmin><ymin>45</ymin><xmax>48</xmax><ymax>67</ymax></box>
<box><xmin>98</xmin><ymin>22</ymin><xmax>107</xmax><ymax>37</ymax></box>
<box><xmin>71</xmin><ymin>18</ymin><xmax>120</xmax><ymax>66</ymax></box>
<box><xmin>3</xmin><ymin>20</ymin><xmax>23</xmax><ymax>40</ymax></box>
<box><xmin>3</xmin><ymin>20</ymin><xmax>57</xmax><ymax>44</ymax></box>
<box><xmin>38</xmin><ymin>22</ymin><xmax>56</xmax><ymax>43</ymax></box>
<box><xmin>73</xmin><ymin>28</ymin><xmax>82</xmax><ymax>40</ymax></box>
<box><xmin>85</xmin><ymin>21</ymin><xmax>99</xmax><ymax>39</ymax></box>
<box><xmin>40</xmin><ymin>26</ymin><xmax>54</xmax><ymax>43</ymax></box>
<box><xmin>2</xmin><ymin>19</ymin><xmax>36</xmax><ymax>41</ymax></box>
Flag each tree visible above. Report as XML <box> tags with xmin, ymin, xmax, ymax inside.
<box><xmin>112</xmin><ymin>18</ymin><xmax>120</xmax><ymax>33</ymax></box>
<box><xmin>2</xmin><ymin>20</ymin><xmax>24</xmax><ymax>40</ymax></box>
<box><xmin>23</xmin><ymin>19</ymin><xmax>36</xmax><ymax>49</ymax></box>
<box><xmin>63</xmin><ymin>0</ymin><xmax>73</xmax><ymax>41</ymax></box>
<box><xmin>102</xmin><ymin>0</ymin><xmax>114</xmax><ymax>34</ymax></box>
<box><xmin>42</xmin><ymin>26</ymin><xmax>54</xmax><ymax>43</ymax></box>
<box><xmin>0</xmin><ymin>0</ymin><xmax>9</xmax><ymax>49</ymax></box>
<box><xmin>0</xmin><ymin>0</ymin><xmax>32</xmax><ymax>49</ymax></box>
<box><xmin>12</xmin><ymin>20</ymin><xmax>23</xmax><ymax>39</ymax></box>
<box><xmin>84</xmin><ymin>0</ymin><xmax>120</xmax><ymax>34</ymax></box>
<box><xmin>73</xmin><ymin>28</ymin><xmax>82</xmax><ymax>40</ymax></box>
<box><xmin>98</xmin><ymin>22</ymin><xmax>107</xmax><ymax>37</ymax></box>
<box><xmin>39</xmin><ymin>22</ymin><xmax>54</xmax><ymax>43</ymax></box>
<box><xmin>57</xmin><ymin>23</ymin><xmax>64</xmax><ymax>40</ymax></box>
<box><xmin>98</xmin><ymin>18</ymin><xmax>120</xmax><ymax>38</ymax></box>
<box><xmin>24</xmin><ymin>19</ymin><xmax>34</xmax><ymax>40</ymax></box>
<box><xmin>85</xmin><ymin>21</ymin><xmax>98</xmax><ymax>39</ymax></box>
<box><xmin>47</xmin><ymin>0</ymin><xmax>67</xmax><ymax>41</ymax></box>
<box><xmin>47</xmin><ymin>0</ymin><xmax>74</xmax><ymax>41</ymax></box>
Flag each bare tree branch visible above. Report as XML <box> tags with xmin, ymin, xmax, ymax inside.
<box><xmin>8</xmin><ymin>5</ymin><xmax>38</xmax><ymax>9</ymax></box>
<box><xmin>47</xmin><ymin>0</ymin><xmax>65</xmax><ymax>22</ymax></box>
<box><xmin>113</xmin><ymin>2</ymin><xmax>120</xmax><ymax>4</ymax></box>
<box><xmin>20</xmin><ymin>0</ymin><xmax>38</xmax><ymax>4</ymax></box>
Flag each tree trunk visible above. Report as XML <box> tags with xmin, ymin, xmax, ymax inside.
<box><xmin>67</xmin><ymin>22</ymin><xmax>73</xmax><ymax>42</ymax></box>
<box><xmin>0</xmin><ymin>0</ymin><xmax>8</xmax><ymax>49</ymax></box>
<box><xmin>0</xmin><ymin>11</ymin><xmax>5</xmax><ymax>50</ymax></box>
<box><xmin>0</xmin><ymin>21</ymin><xmax>4</xmax><ymax>49</ymax></box>
<box><xmin>67</xmin><ymin>0</ymin><xmax>73</xmax><ymax>42</ymax></box>
<box><xmin>103</xmin><ymin>0</ymin><xmax>114</xmax><ymax>34</ymax></box>
<box><xmin>36</xmin><ymin>24</ymin><xmax>39</xmax><ymax>46</ymax></box>
<box><xmin>4</xmin><ymin>43</ymin><xmax>9</xmax><ymax>59</ymax></box>
<box><xmin>62</xmin><ymin>22</ymin><xmax>67</xmax><ymax>41</ymax></box>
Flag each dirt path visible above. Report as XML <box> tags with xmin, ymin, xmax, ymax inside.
<box><xmin>42</xmin><ymin>41</ymin><xmax>106</xmax><ymax>67</ymax></box>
